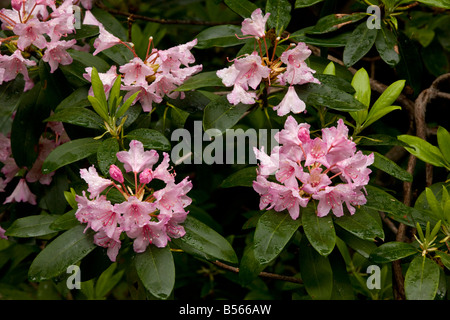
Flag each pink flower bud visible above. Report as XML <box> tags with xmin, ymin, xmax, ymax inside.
<box><xmin>109</xmin><ymin>165</ymin><xmax>124</xmax><ymax>183</ymax></box>
<box><xmin>139</xmin><ymin>168</ymin><xmax>153</xmax><ymax>184</ymax></box>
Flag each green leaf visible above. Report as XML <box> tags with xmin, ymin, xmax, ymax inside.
<box><xmin>239</xmin><ymin>241</ymin><xmax>268</xmax><ymax>286</ymax></box>
<box><xmin>375</xmin><ymin>23</ymin><xmax>400</xmax><ymax>67</ymax></box>
<box><xmin>343</xmin><ymin>22</ymin><xmax>378</xmax><ymax>67</ymax></box>
<box><xmin>415</xmin><ymin>0</ymin><xmax>450</xmax><ymax>9</ymax></box>
<box><xmin>203</xmin><ymin>95</ymin><xmax>252</xmax><ymax>134</ymax></box>
<box><xmin>322</xmin><ymin>62</ymin><xmax>336</xmax><ymax>75</ymax></box>
<box><xmin>369</xmin><ymin>241</ymin><xmax>418</xmax><ymax>263</ymax></box>
<box><xmin>396</xmin><ymin>31</ymin><xmax>423</xmax><ymax>95</ymax></box>
<box><xmin>405</xmin><ymin>255</ymin><xmax>440</xmax><ymax>300</ymax></box>
<box><xmin>50</xmin><ymin>209</ymin><xmax>79</xmax><ymax>232</ymax></box>
<box><xmin>5</xmin><ymin>215</ymin><xmax>58</xmax><ymax>238</ymax></box>
<box><xmin>368</xmin><ymin>151</ymin><xmax>413</xmax><ymax>182</ymax></box>
<box><xmin>224</xmin><ymin>0</ymin><xmax>258</xmax><ymax>18</ymax></box>
<box><xmin>42</xmin><ymin>138</ymin><xmax>103</xmax><ymax>174</ymax></box>
<box><xmin>364</xmin><ymin>80</ymin><xmax>405</xmax><ymax>128</ymax></box>
<box><xmin>97</xmin><ymin>138</ymin><xmax>119</xmax><ymax>176</ymax></box>
<box><xmin>88</xmin><ymin>95</ymin><xmax>109</xmax><ymax>122</ymax></box>
<box><xmin>195</xmin><ymin>25</ymin><xmax>245</xmax><ymax>49</ymax></box>
<box><xmin>397</xmin><ymin>134</ymin><xmax>448</xmax><ymax>168</ymax></box>
<box><xmin>28</xmin><ymin>225</ymin><xmax>96</xmax><ymax>282</ymax></box>
<box><xmin>350</xmin><ymin>68</ymin><xmax>370</xmax><ymax>125</ymax></box>
<box><xmin>253</xmin><ymin>210</ymin><xmax>302</xmax><ymax>264</ymax></box>
<box><xmin>89</xmin><ymin>68</ymin><xmax>108</xmax><ymax>114</ymax></box>
<box><xmin>135</xmin><ymin>245</ymin><xmax>174</xmax><ymax>300</ymax></box>
<box><xmin>55</xmin><ymin>86</ymin><xmax>90</xmax><ymax>111</ymax></box>
<box><xmin>44</xmin><ymin>107</ymin><xmax>104</xmax><ymax>130</ymax></box>
<box><xmin>115</xmin><ymin>91</ymin><xmax>140</xmax><ymax>119</ymax></box>
<box><xmin>67</xmin><ymin>50</ymin><xmax>110</xmax><ymax>73</ymax></box>
<box><xmin>307</xmin><ymin>13</ymin><xmax>367</xmax><ymax>34</ymax></box>
<box><xmin>299</xmin><ymin>236</ymin><xmax>333</xmax><ymax>300</ymax></box>
<box><xmin>171</xmin><ymin>216</ymin><xmax>238</xmax><ymax>264</ymax></box>
<box><xmin>266</xmin><ymin>0</ymin><xmax>292</xmax><ymax>36</ymax></box>
<box><xmin>334</xmin><ymin>207</ymin><xmax>385</xmax><ymax>241</ymax></box>
<box><xmin>295</xmin><ymin>0</ymin><xmax>324</xmax><ymax>8</ymax></box>
<box><xmin>336</xmin><ymin>230</ymin><xmax>377</xmax><ymax>259</ymax></box>
<box><xmin>302</xmin><ymin>206</ymin><xmax>335</xmax><ymax>256</ymax></box>
<box><xmin>95</xmin><ymin>263</ymin><xmax>124</xmax><ymax>299</ymax></box>
<box><xmin>175</xmin><ymin>71</ymin><xmax>224</xmax><ymax>92</ymax></box>
<box><xmin>437</xmin><ymin>126</ymin><xmax>450</xmax><ymax>165</ymax></box>
<box><xmin>126</xmin><ymin>128</ymin><xmax>171</xmax><ymax>151</ymax></box>
<box><xmin>220</xmin><ymin>166</ymin><xmax>257</xmax><ymax>188</ymax></box>
<box><xmin>437</xmin><ymin>250</ymin><xmax>450</xmax><ymax>271</ymax></box>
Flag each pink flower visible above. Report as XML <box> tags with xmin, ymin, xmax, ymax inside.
<box><xmin>253</xmin><ymin>146</ymin><xmax>279</xmax><ymax>176</ymax></box>
<box><xmin>227</xmin><ymin>84</ymin><xmax>258</xmax><ymax>105</ymax></box>
<box><xmin>25</xmin><ymin>137</ymin><xmax>57</xmax><ymax>185</ymax></box>
<box><xmin>80</xmin><ymin>165</ymin><xmax>113</xmax><ymax>199</ymax></box>
<box><xmin>275</xmin><ymin>115</ymin><xmax>310</xmax><ymax>147</ymax></box>
<box><xmin>109</xmin><ymin>164</ymin><xmax>124</xmax><ymax>183</ymax></box>
<box><xmin>127</xmin><ymin>216</ymin><xmax>170</xmax><ymax>252</ymax></box>
<box><xmin>278</xmin><ymin>43</ymin><xmax>319</xmax><ymax>86</ymax></box>
<box><xmin>42</xmin><ymin>39</ymin><xmax>76</xmax><ymax>73</ymax></box>
<box><xmin>119</xmin><ymin>57</ymin><xmax>155</xmax><ymax>86</ymax></box>
<box><xmin>336</xmin><ymin>151</ymin><xmax>374</xmax><ymax>187</ymax></box>
<box><xmin>13</xmin><ymin>18</ymin><xmax>49</xmax><ymax>50</ymax></box>
<box><xmin>273</xmin><ymin>86</ymin><xmax>306</xmax><ymax>116</ymax></box>
<box><xmin>139</xmin><ymin>168</ymin><xmax>153</xmax><ymax>184</ymax></box>
<box><xmin>0</xmin><ymin>225</ymin><xmax>7</xmax><ymax>240</ymax></box>
<box><xmin>92</xmin><ymin>25</ymin><xmax>121</xmax><ymax>56</ymax></box>
<box><xmin>153</xmin><ymin>177</ymin><xmax>193</xmax><ymax>215</ymax></box>
<box><xmin>156</xmin><ymin>39</ymin><xmax>198</xmax><ymax>73</ymax></box>
<box><xmin>0</xmin><ymin>133</ymin><xmax>11</xmax><ymax>162</ymax></box>
<box><xmin>4</xmin><ymin>179</ymin><xmax>37</xmax><ymax>205</ymax></box>
<box><xmin>83</xmin><ymin>65</ymin><xmax>119</xmax><ymax>98</ymax></box>
<box><xmin>241</xmin><ymin>8</ymin><xmax>270</xmax><ymax>38</ymax></box>
<box><xmin>299</xmin><ymin>167</ymin><xmax>332</xmax><ymax>195</ymax></box>
<box><xmin>113</xmin><ymin>196</ymin><xmax>156</xmax><ymax>232</ymax></box>
<box><xmin>0</xmin><ymin>50</ymin><xmax>36</xmax><ymax>91</ymax></box>
<box><xmin>93</xmin><ymin>228</ymin><xmax>122</xmax><ymax>262</ymax></box>
<box><xmin>153</xmin><ymin>152</ymin><xmax>175</xmax><ymax>183</ymax></box>
<box><xmin>122</xmin><ymin>83</ymin><xmax>162</xmax><ymax>113</ymax></box>
<box><xmin>116</xmin><ymin>140</ymin><xmax>159</xmax><ymax>174</ymax></box>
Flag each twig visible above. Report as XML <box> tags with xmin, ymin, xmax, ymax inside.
<box><xmin>96</xmin><ymin>1</ymin><xmax>240</xmax><ymax>26</ymax></box>
<box><xmin>212</xmin><ymin>260</ymin><xmax>303</xmax><ymax>284</ymax></box>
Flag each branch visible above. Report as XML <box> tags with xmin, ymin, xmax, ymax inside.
<box><xmin>95</xmin><ymin>1</ymin><xmax>240</xmax><ymax>26</ymax></box>
<box><xmin>212</xmin><ymin>260</ymin><xmax>303</xmax><ymax>284</ymax></box>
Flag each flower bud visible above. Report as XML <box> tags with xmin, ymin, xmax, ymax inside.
<box><xmin>109</xmin><ymin>164</ymin><xmax>124</xmax><ymax>183</ymax></box>
<box><xmin>139</xmin><ymin>168</ymin><xmax>153</xmax><ymax>184</ymax></box>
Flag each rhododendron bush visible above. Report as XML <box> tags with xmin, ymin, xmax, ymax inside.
<box><xmin>1</xmin><ymin>0</ymin><xmax>450</xmax><ymax>302</ymax></box>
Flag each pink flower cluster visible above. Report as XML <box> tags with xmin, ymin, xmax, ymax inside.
<box><xmin>0</xmin><ymin>0</ymin><xmax>90</xmax><ymax>90</ymax></box>
<box><xmin>82</xmin><ymin>11</ymin><xmax>202</xmax><ymax>113</ymax></box>
<box><xmin>0</xmin><ymin>121</ymin><xmax>69</xmax><ymax>205</ymax></box>
<box><xmin>75</xmin><ymin>140</ymin><xmax>192</xmax><ymax>261</ymax></box>
<box><xmin>216</xmin><ymin>8</ymin><xmax>319</xmax><ymax>116</ymax></box>
<box><xmin>253</xmin><ymin>116</ymin><xmax>374</xmax><ymax>219</ymax></box>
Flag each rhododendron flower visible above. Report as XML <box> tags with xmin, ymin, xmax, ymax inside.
<box><xmin>253</xmin><ymin>116</ymin><xmax>373</xmax><ymax>219</ymax></box>
<box><xmin>273</xmin><ymin>86</ymin><xmax>306</xmax><ymax>116</ymax></box>
<box><xmin>0</xmin><ymin>226</ymin><xmax>7</xmax><ymax>240</ymax></box>
<box><xmin>0</xmin><ymin>50</ymin><xmax>36</xmax><ymax>91</ymax></box>
<box><xmin>241</xmin><ymin>8</ymin><xmax>270</xmax><ymax>39</ymax></box>
<box><xmin>42</xmin><ymin>39</ymin><xmax>77</xmax><ymax>73</ymax></box>
<box><xmin>92</xmin><ymin>26</ymin><xmax>122</xmax><ymax>56</ymax></box>
<box><xmin>13</xmin><ymin>18</ymin><xmax>49</xmax><ymax>50</ymax></box>
<box><xmin>4</xmin><ymin>178</ymin><xmax>37</xmax><ymax>205</ymax></box>
<box><xmin>83</xmin><ymin>66</ymin><xmax>119</xmax><ymax>98</ymax></box>
<box><xmin>74</xmin><ymin>140</ymin><xmax>193</xmax><ymax>261</ymax></box>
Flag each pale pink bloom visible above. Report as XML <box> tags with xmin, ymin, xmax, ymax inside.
<box><xmin>82</xmin><ymin>10</ymin><xmax>101</xmax><ymax>27</ymax></box>
<box><xmin>113</xmin><ymin>196</ymin><xmax>155</xmax><ymax>232</ymax></box>
<box><xmin>275</xmin><ymin>115</ymin><xmax>310</xmax><ymax>147</ymax></box>
<box><xmin>278</xmin><ymin>43</ymin><xmax>319</xmax><ymax>86</ymax></box>
<box><xmin>253</xmin><ymin>146</ymin><xmax>279</xmax><ymax>177</ymax></box>
<box><xmin>336</xmin><ymin>151</ymin><xmax>374</xmax><ymax>187</ymax></box>
<box><xmin>150</xmin><ymin>73</ymin><xmax>183</xmax><ymax>99</ymax></box>
<box><xmin>314</xmin><ymin>184</ymin><xmax>366</xmax><ymax>217</ymax></box>
<box><xmin>119</xmin><ymin>57</ymin><xmax>155</xmax><ymax>86</ymax></box>
<box><xmin>227</xmin><ymin>84</ymin><xmax>258</xmax><ymax>105</ymax></box>
<box><xmin>109</xmin><ymin>164</ymin><xmax>124</xmax><ymax>183</ymax></box>
<box><xmin>0</xmin><ymin>50</ymin><xmax>36</xmax><ymax>90</ymax></box>
<box><xmin>216</xmin><ymin>63</ymin><xmax>238</xmax><ymax>87</ymax></box>
<box><xmin>169</xmin><ymin>64</ymin><xmax>203</xmax><ymax>83</ymax></box>
<box><xmin>116</xmin><ymin>140</ymin><xmax>159</xmax><ymax>173</ymax></box>
<box><xmin>241</xmin><ymin>8</ymin><xmax>270</xmax><ymax>38</ymax></box>
<box><xmin>0</xmin><ymin>8</ymin><xmax>19</xmax><ymax>29</ymax></box>
<box><xmin>273</xmin><ymin>86</ymin><xmax>306</xmax><ymax>116</ymax></box>
<box><xmin>322</xmin><ymin>118</ymin><xmax>356</xmax><ymax>164</ymax></box>
<box><xmin>275</xmin><ymin>158</ymin><xmax>301</xmax><ymax>189</ymax></box>
<box><xmin>122</xmin><ymin>83</ymin><xmax>162</xmax><ymax>113</ymax></box>
<box><xmin>153</xmin><ymin>177</ymin><xmax>192</xmax><ymax>215</ymax></box>
<box><xmin>83</xmin><ymin>65</ymin><xmax>118</xmax><ymax>98</ymax></box>
<box><xmin>26</xmin><ymin>137</ymin><xmax>57</xmax><ymax>185</ymax></box>
<box><xmin>92</xmin><ymin>25</ymin><xmax>121</xmax><ymax>56</ymax></box>
<box><xmin>4</xmin><ymin>178</ymin><xmax>37</xmax><ymax>205</ymax></box>
<box><xmin>152</xmin><ymin>152</ymin><xmax>174</xmax><ymax>183</ymax></box>
<box><xmin>90</xmin><ymin>200</ymin><xmax>120</xmax><ymax>238</ymax></box>
<box><xmin>80</xmin><ymin>165</ymin><xmax>113</xmax><ymax>199</ymax></box>
<box><xmin>1</xmin><ymin>157</ymin><xmax>20</xmax><ymax>184</ymax></box>
<box><xmin>303</xmin><ymin>137</ymin><xmax>330</xmax><ymax>168</ymax></box>
<box><xmin>156</xmin><ymin>39</ymin><xmax>198</xmax><ymax>73</ymax></box>
<box><xmin>46</xmin><ymin>14</ymin><xmax>75</xmax><ymax>41</ymax></box>
<box><xmin>13</xmin><ymin>18</ymin><xmax>49</xmax><ymax>50</ymax></box>
<box><xmin>0</xmin><ymin>178</ymin><xmax>6</xmax><ymax>193</ymax></box>
<box><xmin>299</xmin><ymin>167</ymin><xmax>332</xmax><ymax>195</ymax></box>
<box><xmin>42</xmin><ymin>39</ymin><xmax>76</xmax><ymax>73</ymax></box>
<box><xmin>139</xmin><ymin>168</ymin><xmax>153</xmax><ymax>184</ymax></box>
<box><xmin>93</xmin><ymin>228</ymin><xmax>122</xmax><ymax>262</ymax></box>
<box><xmin>11</xmin><ymin>0</ymin><xmax>26</xmax><ymax>11</ymax></box>
<box><xmin>79</xmin><ymin>0</ymin><xmax>93</xmax><ymax>9</ymax></box>
<box><xmin>75</xmin><ymin>192</ymin><xmax>114</xmax><ymax>232</ymax></box>
<box><xmin>0</xmin><ymin>225</ymin><xmax>7</xmax><ymax>240</ymax></box>
<box><xmin>127</xmin><ymin>216</ymin><xmax>170</xmax><ymax>252</ymax></box>
<box><xmin>165</xmin><ymin>210</ymin><xmax>187</xmax><ymax>239</ymax></box>
<box><xmin>0</xmin><ymin>133</ymin><xmax>11</xmax><ymax>162</ymax></box>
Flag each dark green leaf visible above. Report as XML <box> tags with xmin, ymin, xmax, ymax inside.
<box><xmin>307</xmin><ymin>13</ymin><xmax>367</xmax><ymax>34</ymax></box>
<box><xmin>195</xmin><ymin>25</ymin><xmax>245</xmax><ymax>49</ymax></box>
<box><xmin>437</xmin><ymin>250</ymin><xmax>450</xmax><ymax>271</ymax></box>
<box><xmin>5</xmin><ymin>215</ymin><xmax>58</xmax><ymax>238</ymax></box>
<box><xmin>42</xmin><ymin>138</ymin><xmax>103</xmax><ymax>174</ymax></box>
<box><xmin>97</xmin><ymin>138</ymin><xmax>119</xmax><ymax>176</ymax></box>
<box><xmin>295</xmin><ymin>0</ymin><xmax>324</xmax><ymax>8</ymax></box>
<box><xmin>67</xmin><ymin>50</ymin><xmax>110</xmax><ymax>73</ymax></box>
<box><xmin>28</xmin><ymin>225</ymin><xmax>96</xmax><ymax>281</ymax></box>
<box><xmin>55</xmin><ymin>86</ymin><xmax>90</xmax><ymax>111</ymax></box>
<box><xmin>220</xmin><ymin>166</ymin><xmax>257</xmax><ymax>188</ymax></box>
<box><xmin>302</xmin><ymin>206</ymin><xmax>335</xmax><ymax>256</ymax></box>
<box><xmin>368</xmin><ymin>151</ymin><xmax>413</xmax><ymax>182</ymax></box>
<box><xmin>224</xmin><ymin>0</ymin><xmax>258</xmax><ymax>18</ymax></box>
<box><xmin>171</xmin><ymin>216</ymin><xmax>238</xmax><ymax>264</ymax></box>
<box><xmin>50</xmin><ymin>209</ymin><xmax>79</xmax><ymax>232</ymax></box>
<box><xmin>343</xmin><ymin>22</ymin><xmax>378</xmax><ymax>67</ymax></box>
<box><xmin>437</xmin><ymin>126</ymin><xmax>450</xmax><ymax>165</ymax></box>
<box><xmin>135</xmin><ymin>245</ymin><xmax>175</xmax><ymax>300</ymax></box>
<box><xmin>126</xmin><ymin>128</ymin><xmax>171</xmax><ymax>151</ymax></box>
<box><xmin>415</xmin><ymin>0</ymin><xmax>450</xmax><ymax>9</ymax></box>
<box><xmin>334</xmin><ymin>207</ymin><xmax>385</xmax><ymax>241</ymax></box>
<box><xmin>44</xmin><ymin>107</ymin><xmax>104</xmax><ymax>130</ymax></box>
<box><xmin>299</xmin><ymin>236</ymin><xmax>333</xmax><ymax>299</ymax></box>
<box><xmin>203</xmin><ymin>96</ymin><xmax>252</xmax><ymax>134</ymax></box>
<box><xmin>266</xmin><ymin>0</ymin><xmax>292</xmax><ymax>36</ymax></box>
<box><xmin>375</xmin><ymin>23</ymin><xmax>400</xmax><ymax>67</ymax></box>
<box><xmin>254</xmin><ymin>210</ymin><xmax>302</xmax><ymax>264</ymax></box>
<box><xmin>239</xmin><ymin>241</ymin><xmax>268</xmax><ymax>286</ymax></box>
<box><xmin>369</xmin><ymin>241</ymin><xmax>418</xmax><ymax>263</ymax></box>
<box><xmin>405</xmin><ymin>255</ymin><xmax>440</xmax><ymax>300</ymax></box>
<box><xmin>397</xmin><ymin>134</ymin><xmax>448</xmax><ymax>168</ymax></box>
<box><xmin>396</xmin><ymin>31</ymin><xmax>423</xmax><ymax>95</ymax></box>
<box><xmin>175</xmin><ymin>71</ymin><xmax>224</xmax><ymax>92</ymax></box>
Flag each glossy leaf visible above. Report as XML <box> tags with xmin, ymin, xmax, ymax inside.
<box><xmin>369</xmin><ymin>241</ymin><xmax>418</xmax><ymax>263</ymax></box>
<box><xmin>343</xmin><ymin>22</ymin><xmax>378</xmax><ymax>67</ymax></box>
<box><xmin>195</xmin><ymin>25</ymin><xmax>245</xmax><ymax>49</ymax></box>
<box><xmin>334</xmin><ymin>207</ymin><xmax>385</xmax><ymax>241</ymax></box>
<box><xmin>405</xmin><ymin>255</ymin><xmax>440</xmax><ymax>300</ymax></box>
<box><xmin>220</xmin><ymin>166</ymin><xmax>257</xmax><ymax>188</ymax></box>
<box><xmin>415</xmin><ymin>0</ymin><xmax>450</xmax><ymax>9</ymax></box>
<box><xmin>350</xmin><ymin>68</ymin><xmax>370</xmax><ymax>125</ymax></box>
<box><xmin>171</xmin><ymin>216</ymin><xmax>238</xmax><ymax>264</ymax></box>
<box><xmin>5</xmin><ymin>215</ymin><xmax>58</xmax><ymax>238</ymax></box>
<box><xmin>254</xmin><ymin>210</ymin><xmax>302</xmax><ymax>264</ymax></box>
<box><xmin>295</xmin><ymin>0</ymin><xmax>324</xmax><ymax>8</ymax></box>
<box><xmin>299</xmin><ymin>236</ymin><xmax>333</xmax><ymax>300</ymax></box>
<box><xmin>224</xmin><ymin>0</ymin><xmax>258</xmax><ymax>18</ymax></box>
<box><xmin>203</xmin><ymin>96</ymin><xmax>252</xmax><ymax>134</ymax></box>
<box><xmin>97</xmin><ymin>138</ymin><xmax>119</xmax><ymax>176</ymax></box>
<box><xmin>437</xmin><ymin>126</ymin><xmax>450</xmax><ymax>164</ymax></box>
<box><xmin>375</xmin><ymin>23</ymin><xmax>400</xmax><ymax>67</ymax></box>
<box><xmin>55</xmin><ymin>86</ymin><xmax>90</xmax><ymax>111</ymax></box>
<box><xmin>126</xmin><ymin>128</ymin><xmax>171</xmax><ymax>151</ymax></box>
<box><xmin>239</xmin><ymin>241</ymin><xmax>268</xmax><ymax>286</ymax></box>
<box><xmin>368</xmin><ymin>151</ymin><xmax>413</xmax><ymax>182</ymax></box>
<box><xmin>50</xmin><ymin>209</ymin><xmax>79</xmax><ymax>232</ymax></box>
<box><xmin>307</xmin><ymin>13</ymin><xmax>367</xmax><ymax>34</ymax></box>
<box><xmin>28</xmin><ymin>225</ymin><xmax>96</xmax><ymax>282</ymax></box>
<box><xmin>301</xmin><ymin>206</ymin><xmax>335</xmax><ymax>256</ymax></box>
<box><xmin>175</xmin><ymin>71</ymin><xmax>224</xmax><ymax>92</ymax></box>
<box><xmin>135</xmin><ymin>245</ymin><xmax>175</xmax><ymax>300</ymax></box>
<box><xmin>266</xmin><ymin>0</ymin><xmax>292</xmax><ymax>36</ymax></box>
<box><xmin>44</xmin><ymin>107</ymin><xmax>104</xmax><ymax>130</ymax></box>
<box><xmin>42</xmin><ymin>138</ymin><xmax>103</xmax><ymax>174</ymax></box>
<box><xmin>397</xmin><ymin>134</ymin><xmax>448</xmax><ymax>168</ymax></box>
